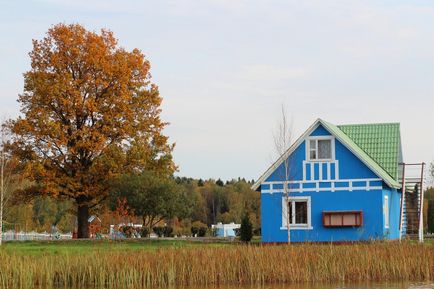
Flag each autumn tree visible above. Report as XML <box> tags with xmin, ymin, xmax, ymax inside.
<box><xmin>8</xmin><ymin>24</ymin><xmax>175</xmax><ymax>238</ymax></box>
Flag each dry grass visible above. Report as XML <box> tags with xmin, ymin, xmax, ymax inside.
<box><xmin>0</xmin><ymin>241</ymin><xmax>433</xmax><ymax>288</ymax></box>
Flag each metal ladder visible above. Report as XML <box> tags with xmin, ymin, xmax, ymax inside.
<box><xmin>399</xmin><ymin>163</ymin><xmax>426</xmax><ymax>242</ymax></box>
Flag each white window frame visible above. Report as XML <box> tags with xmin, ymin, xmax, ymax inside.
<box><xmin>384</xmin><ymin>195</ymin><xmax>390</xmax><ymax>229</ymax></box>
<box><xmin>281</xmin><ymin>196</ymin><xmax>312</xmax><ymax>230</ymax></box>
<box><xmin>306</xmin><ymin>136</ymin><xmax>335</xmax><ymax>162</ymax></box>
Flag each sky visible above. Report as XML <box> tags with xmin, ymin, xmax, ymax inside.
<box><xmin>0</xmin><ymin>0</ymin><xmax>433</xmax><ymax>182</ymax></box>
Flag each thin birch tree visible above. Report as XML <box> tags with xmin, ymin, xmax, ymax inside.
<box><xmin>273</xmin><ymin>105</ymin><xmax>293</xmax><ymax>244</ymax></box>
<box><xmin>0</xmin><ymin>122</ymin><xmax>7</xmax><ymax>246</ymax></box>
<box><xmin>0</xmin><ymin>121</ymin><xmax>18</xmax><ymax>245</ymax></box>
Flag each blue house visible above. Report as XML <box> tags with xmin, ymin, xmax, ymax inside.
<box><xmin>252</xmin><ymin>119</ymin><xmax>404</xmax><ymax>242</ymax></box>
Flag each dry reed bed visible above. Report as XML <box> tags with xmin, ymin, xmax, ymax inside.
<box><xmin>0</xmin><ymin>242</ymin><xmax>433</xmax><ymax>288</ymax></box>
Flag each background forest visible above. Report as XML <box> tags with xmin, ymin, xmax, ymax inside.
<box><xmin>2</xmin><ymin>177</ymin><xmax>260</xmax><ymax>236</ymax></box>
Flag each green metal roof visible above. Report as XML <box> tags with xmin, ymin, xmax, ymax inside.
<box><xmin>321</xmin><ymin>120</ymin><xmax>401</xmax><ymax>188</ymax></box>
<box><xmin>337</xmin><ymin>123</ymin><xmax>401</xmax><ymax>181</ymax></box>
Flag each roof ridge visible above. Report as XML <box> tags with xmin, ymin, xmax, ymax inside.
<box><xmin>338</xmin><ymin>122</ymin><xmax>400</xmax><ymax>127</ymax></box>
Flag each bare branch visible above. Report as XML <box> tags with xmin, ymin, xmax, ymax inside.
<box><xmin>272</xmin><ymin>104</ymin><xmax>294</xmax><ymax>244</ymax></box>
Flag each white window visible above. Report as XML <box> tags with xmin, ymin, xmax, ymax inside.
<box><xmin>282</xmin><ymin>196</ymin><xmax>312</xmax><ymax>229</ymax></box>
<box><xmin>307</xmin><ymin>137</ymin><xmax>334</xmax><ymax>161</ymax></box>
<box><xmin>384</xmin><ymin>195</ymin><xmax>389</xmax><ymax>229</ymax></box>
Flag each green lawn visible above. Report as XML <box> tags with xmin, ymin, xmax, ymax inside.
<box><xmin>1</xmin><ymin>237</ymin><xmax>431</xmax><ymax>256</ymax></box>
<box><xmin>0</xmin><ymin>238</ymin><xmax>232</xmax><ymax>255</ymax></box>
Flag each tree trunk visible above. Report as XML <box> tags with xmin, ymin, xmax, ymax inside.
<box><xmin>77</xmin><ymin>204</ymin><xmax>89</xmax><ymax>238</ymax></box>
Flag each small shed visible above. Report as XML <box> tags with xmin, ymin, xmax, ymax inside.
<box><xmin>212</xmin><ymin>222</ymin><xmax>241</xmax><ymax>237</ymax></box>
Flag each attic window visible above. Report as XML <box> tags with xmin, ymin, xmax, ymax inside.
<box><xmin>308</xmin><ymin>138</ymin><xmax>333</xmax><ymax>161</ymax></box>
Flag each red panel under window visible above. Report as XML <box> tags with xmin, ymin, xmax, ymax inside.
<box><xmin>323</xmin><ymin>211</ymin><xmax>363</xmax><ymax>227</ymax></box>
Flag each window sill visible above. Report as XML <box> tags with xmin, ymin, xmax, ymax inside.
<box><xmin>280</xmin><ymin>226</ymin><xmax>313</xmax><ymax>230</ymax></box>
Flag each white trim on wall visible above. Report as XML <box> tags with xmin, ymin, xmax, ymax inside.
<box><xmin>261</xmin><ymin>178</ymin><xmax>383</xmax><ymax>194</ymax></box>
<box><xmin>303</xmin><ymin>160</ymin><xmax>339</xmax><ymax>181</ymax></box>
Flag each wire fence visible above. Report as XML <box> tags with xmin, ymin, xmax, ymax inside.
<box><xmin>1</xmin><ymin>230</ymin><xmax>72</xmax><ymax>241</ymax></box>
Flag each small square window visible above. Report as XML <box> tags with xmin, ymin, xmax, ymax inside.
<box><xmin>283</xmin><ymin>197</ymin><xmax>311</xmax><ymax>229</ymax></box>
<box><xmin>308</xmin><ymin>138</ymin><xmax>333</xmax><ymax>161</ymax></box>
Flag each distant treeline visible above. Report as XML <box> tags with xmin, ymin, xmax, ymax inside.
<box><xmin>3</xmin><ymin>175</ymin><xmax>260</xmax><ymax>236</ymax></box>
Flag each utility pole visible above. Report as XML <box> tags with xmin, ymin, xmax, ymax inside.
<box><xmin>0</xmin><ymin>133</ymin><xmax>4</xmax><ymax>246</ymax></box>
<box><xmin>398</xmin><ymin>163</ymin><xmax>406</xmax><ymax>241</ymax></box>
<box><xmin>419</xmin><ymin>162</ymin><xmax>425</xmax><ymax>243</ymax></box>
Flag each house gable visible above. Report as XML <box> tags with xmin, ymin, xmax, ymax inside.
<box><xmin>252</xmin><ymin>119</ymin><xmax>401</xmax><ymax>191</ymax></box>
<box><xmin>263</xmin><ymin>124</ymin><xmax>379</xmax><ymax>185</ymax></box>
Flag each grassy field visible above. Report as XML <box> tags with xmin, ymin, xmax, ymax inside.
<box><xmin>0</xmin><ymin>239</ymin><xmax>433</xmax><ymax>288</ymax></box>
<box><xmin>0</xmin><ymin>238</ymin><xmax>231</xmax><ymax>255</ymax></box>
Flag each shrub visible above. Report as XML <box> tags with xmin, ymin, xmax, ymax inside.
<box><xmin>173</xmin><ymin>225</ymin><xmax>191</xmax><ymax>237</ymax></box>
<box><xmin>191</xmin><ymin>226</ymin><xmax>199</xmax><ymax>237</ymax></box>
<box><xmin>198</xmin><ymin>226</ymin><xmax>207</xmax><ymax>237</ymax></box>
<box><xmin>119</xmin><ymin>226</ymin><xmax>141</xmax><ymax>238</ymax></box>
<box><xmin>164</xmin><ymin>226</ymin><xmax>174</xmax><ymax>237</ymax></box>
<box><xmin>153</xmin><ymin>227</ymin><xmax>164</xmax><ymax>237</ymax></box>
<box><xmin>140</xmin><ymin>226</ymin><xmax>150</xmax><ymax>238</ymax></box>
<box><xmin>152</xmin><ymin>226</ymin><xmax>173</xmax><ymax>237</ymax></box>
<box><xmin>191</xmin><ymin>221</ymin><xmax>208</xmax><ymax>237</ymax></box>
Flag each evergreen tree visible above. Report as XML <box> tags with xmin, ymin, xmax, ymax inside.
<box><xmin>240</xmin><ymin>212</ymin><xmax>253</xmax><ymax>243</ymax></box>
<box><xmin>216</xmin><ymin>179</ymin><xmax>224</xmax><ymax>187</ymax></box>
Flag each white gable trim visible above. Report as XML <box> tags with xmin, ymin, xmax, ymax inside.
<box><xmin>251</xmin><ymin>119</ymin><xmax>322</xmax><ymax>191</ymax></box>
<box><xmin>251</xmin><ymin>119</ymin><xmax>399</xmax><ymax>191</ymax></box>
